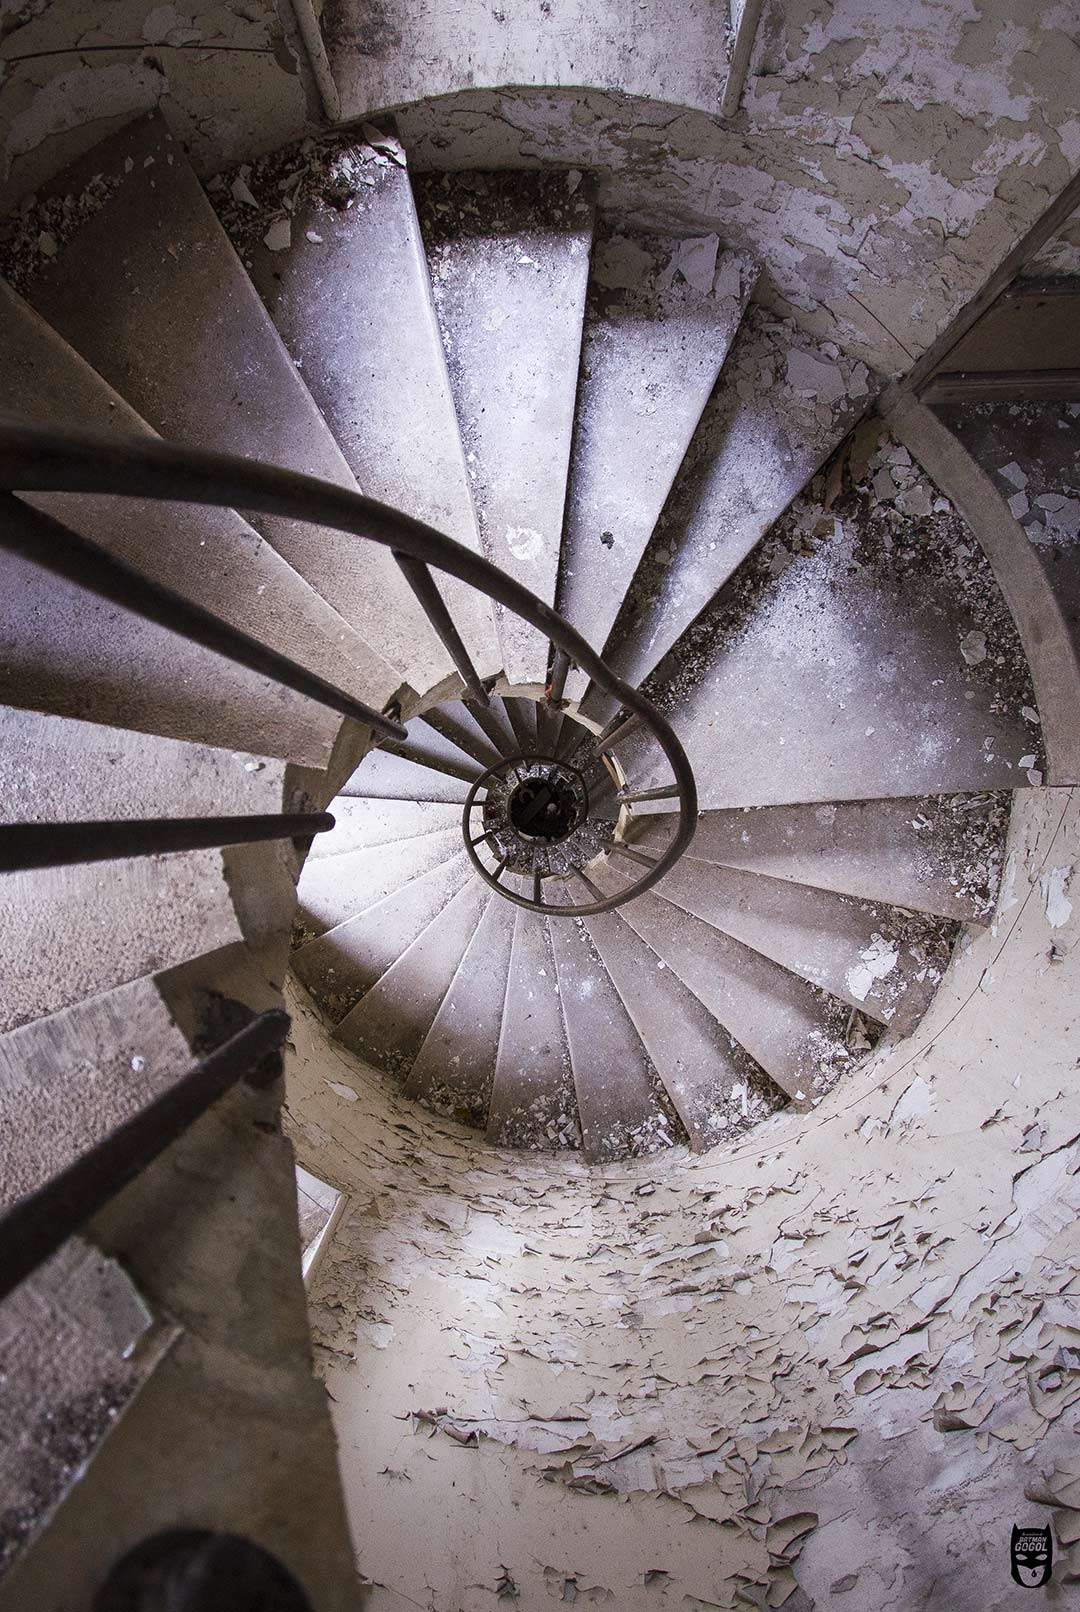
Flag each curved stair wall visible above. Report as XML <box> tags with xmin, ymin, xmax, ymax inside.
<box><xmin>0</xmin><ymin>67</ymin><xmax>1078</xmax><ymax>1612</ymax></box>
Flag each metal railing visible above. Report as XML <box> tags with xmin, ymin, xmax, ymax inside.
<box><xmin>0</xmin><ymin>420</ymin><xmax>697</xmax><ymax>1303</ymax></box>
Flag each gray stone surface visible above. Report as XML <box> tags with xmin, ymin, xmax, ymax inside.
<box><xmin>213</xmin><ymin>130</ymin><xmax>500</xmax><ymax>681</ymax></box>
<box><xmin>297</xmin><ymin>826</ymin><xmax>462</xmax><ymax>936</ymax></box>
<box><xmin>418</xmin><ymin>701</ymin><xmax>507</xmax><ymax>770</ymax></box>
<box><xmin>486</xmin><ymin>910</ymin><xmax>577</xmax><ymax>1149</ymax></box>
<box><xmin>632</xmin><ymin>796</ymin><xmax>1006</xmax><ymax>922</ymax></box>
<box><xmin>307</xmin><ymin>797</ymin><xmax>461</xmax><ymax>861</ymax></box>
<box><xmin>548</xmin><ymin>917</ymin><xmax>670</xmax><ymax>1162</ymax></box>
<box><xmin>652</xmin><ymin>857</ymin><xmax>949</xmax><ymax>1033</ymax></box>
<box><xmin>558</xmin><ymin>234</ymin><xmax>756</xmax><ymax>701</ymax></box>
<box><xmin>406</xmin><ymin>892</ymin><xmax>516</xmax><ymax>1123</ymax></box>
<box><xmin>19</xmin><ymin>112</ymin><xmax>451</xmax><ymax>697</ymax></box>
<box><xmin>291</xmin><ymin>851</ymin><xmax>472</xmax><ymax>1022</ymax></box>
<box><xmin>336</xmin><ymin>878</ymin><xmax>489</xmax><ymax>1068</ymax></box>
<box><xmin>341</xmin><ymin>744</ymin><xmax>474</xmax><ymax>804</ymax></box>
<box><xmin>591</xmin><ymin>859</ymin><xmax>851</xmax><ymax>1109</ymax></box>
<box><xmin>415</xmin><ymin>171</ymin><xmax>593</xmax><ymax>684</ymax></box>
<box><xmin>582</xmin><ymin>309</ymin><xmax>872</xmax><ymax>722</ymax></box>
<box><xmin>584</xmin><ymin>908</ymin><xmax>786</xmax><ymax>1150</ymax></box>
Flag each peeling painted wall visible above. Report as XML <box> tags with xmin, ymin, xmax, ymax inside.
<box><xmin>0</xmin><ymin>0</ymin><xmax>311</xmax><ymax>210</ymax></box>
<box><xmin>285</xmin><ymin>785</ymin><xmax>1080</xmax><ymax>1610</ymax></box>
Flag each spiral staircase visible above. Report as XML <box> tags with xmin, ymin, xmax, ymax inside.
<box><xmin>0</xmin><ymin>109</ymin><xmax>1049</xmax><ymax>1602</ymax></box>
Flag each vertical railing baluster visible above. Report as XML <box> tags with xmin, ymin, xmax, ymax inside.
<box><xmin>394</xmin><ymin>553</ymin><xmax>489</xmax><ymax>705</ymax></box>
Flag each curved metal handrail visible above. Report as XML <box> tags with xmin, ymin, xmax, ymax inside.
<box><xmin>0</xmin><ymin>420</ymin><xmax>696</xmax><ymax>914</ymax></box>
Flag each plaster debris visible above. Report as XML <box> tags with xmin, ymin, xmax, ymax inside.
<box><xmin>1041</xmin><ymin>867</ymin><xmax>1073</xmax><ymax>929</ymax></box>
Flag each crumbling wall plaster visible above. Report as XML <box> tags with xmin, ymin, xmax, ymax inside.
<box><xmin>387</xmin><ymin>1</ymin><xmax>1080</xmax><ymax>377</ymax></box>
<box><xmin>0</xmin><ymin>0</ymin><xmax>310</xmax><ymax>210</ymax></box>
<box><xmin>285</xmin><ymin>783</ymin><xmax>1080</xmax><ymax>1611</ymax></box>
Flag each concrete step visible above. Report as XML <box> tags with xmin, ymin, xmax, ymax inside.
<box><xmin>616</xmin><ymin>447</ymin><xmax>1041</xmax><ymax>809</ymax></box>
<box><xmin>486</xmin><ymin>909</ymin><xmax>578</xmax><ymax>1149</ymax></box>
<box><xmin>503</xmin><ymin>695</ymin><xmax>539</xmax><ymax>753</ymax></box>
<box><xmin>335</xmin><ymin>878</ymin><xmax>490</xmax><ymax>1068</ymax></box>
<box><xmin>0</xmin><ymin>849</ymin><xmax>245</xmax><ymax>1036</ymax></box>
<box><xmin>307</xmin><ymin>798</ymin><xmax>461</xmax><ymax>861</ymax></box>
<box><xmin>291</xmin><ymin>851</ymin><xmax>472</xmax><ymax>1022</ymax></box>
<box><xmin>590</xmin><ymin>858</ymin><xmax>854</xmax><ymax>1110</ymax></box>
<box><xmin>0</xmin><ymin>706</ymin><xmax>290</xmax><ymax>824</ymax></box>
<box><xmin>297</xmin><ymin>827</ymin><xmax>462</xmax><ymax>936</ymax></box>
<box><xmin>581</xmin><ymin>308</ymin><xmax>873</xmax><ymax>723</ymax></box>
<box><xmin>631</xmin><ymin>795</ymin><xmax>1006</xmax><ymax>923</ymax></box>
<box><xmin>405</xmin><ymin>892</ymin><xmax>516</xmax><ymax>1124</ymax></box>
<box><xmin>340</xmin><ymin>745</ymin><xmax>473</xmax><ymax>804</ymax></box>
<box><xmin>583</xmin><ymin>908</ymin><xmax>787</xmax><ymax>1150</ymax></box>
<box><xmin>417</xmin><ymin>701</ymin><xmax>507</xmax><ymax>771</ymax></box>
<box><xmin>652</xmin><ymin>857</ymin><xmax>953</xmax><ymax>1033</ymax></box>
<box><xmin>382</xmin><ymin>721</ymin><xmax>487</xmax><ymax>784</ymax></box>
<box><xmin>0</xmin><ymin>494</ymin><xmax>342</xmax><ymax>769</ymax></box>
<box><xmin>460</xmin><ymin>693</ymin><xmax>520</xmax><ymax>759</ymax></box>
<box><xmin>0</xmin><ymin>278</ymin><xmax>398</xmax><ymax>761</ymax></box>
<box><xmin>18</xmin><ymin>111</ymin><xmax>452</xmax><ymax>697</ymax></box>
<box><xmin>548</xmin><ymin>916</ymin><xmax>675</xmax><ymax>1162</ymax></box>
<box><xmin>210</xmin><ymin>129</ymin><xmax>500</xmax><ymax>682</ymax></box>
<box><xmin>415</xmin><ymin>170</ymin><xmax>594</xmax><ymax>684</ymax></box>
<box><xmin>558</xmin><ymin>234</ymin><xmax>757</xmax><ymax>702</ymax></box>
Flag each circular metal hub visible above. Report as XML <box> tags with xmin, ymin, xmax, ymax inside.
<box><xmin>507</xmin><ymin>768</ymin><xmax>584</xmax><ymax>842</ymax></box>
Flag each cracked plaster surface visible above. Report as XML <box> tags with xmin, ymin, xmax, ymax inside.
<box><xmin>285</xmin><ymin>784</ymin><xmax>1080</xmax><ymax>1610</ymax></box>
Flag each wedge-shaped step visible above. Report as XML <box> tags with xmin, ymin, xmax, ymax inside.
<box><xmin>583</xmin><ymin>308</ymin><xmax>873</xmax><ymax>721</ymax></box>
<box><xmin>591</xmin><ymin>860</ymin><xmax>852</xmax><ymax>1110</ymax></box>
<box><xmin>618</xmin><ymin>474</ymin><xmax>1039</xmax><ymax>810</ymax></box>
<box><xmin>0</xmin><ymin>1238</ymin><xmax>175</xmax><ymax>1576</ymax></box>
<box><xmin>632</xmin><ymin>796</ymin><xmax>1005</xmax><ymax>923</ymax></box>
<box><xmin>308</xmin><ymin>797</ymin><xmax>461</xmax><ymax>861</ymax></box>
<box><xmin>0</xmin><ymin>706</ymin><xmax>289</xmax><ymax>824</ymax></box>
<box><xmin>341</xmin><ymin>745</ymin><xmax>474</xmax><ymax>804</ymax></box>
<box><xmin>0</xmin><ymin>278</ymin><xmax>398</xmax><ymax>738</ymax></box>
<box><xmin>558</xmin><ymin>233</ymin><xmax>756</xmax><ymax>702</ymax></box>
<box><xmin>18</xmin><ymin>111</ymin><xmax>450</xmax><ymax>694</ymax></box>
<box><xmin>212</xmin><ymin>131</ymin><xmax>500</xmax><ymax>681</ymax></box>
<box><xmin>456</xmin><ymin>694</ymin><xmax>521</xmax><ymax>761</ymax></box>
<box><xmin>584</xmin><ymin>909</ymin><xmax>787</xmax><ymax>1151</ymax></box>
<box><xmin>382</xmin><ymin>720</ymin><xmax>487</xmax><ymax>784</ymax></box>
<box><xmin>503</xmin><ymin>695</ymin><xmax>539</xmax><ymax>753</ymax></box>
<box><xmin>0</xmin><ymin>848</ymin><xmax>244</xmax><ymax>1035</ymax></box>
<box><xmin>291</xmin><ymin>852</ymin><xmax>472</xmax><ymax>1021</ymax></box>
<box><xmin>297</xmin><ymin>827</ymin><xmax>462</xmax><ymax>935</ymax></box>
<box><xmin>653</xmin><ymin>858</ymin><xmax>951</xmax><ymax>1032</ymax></box>
<box><xmin>548</xmin><ymin>917</ymin><xmax>673</xmax><ymax>1161</ymax></box>
<box><xmin>487</xmin><ymin>909</ymin><xmax>578</xmax><ymax>1148</ymax></box>
<box><xmin>405</xmin><ymin>893</ymin><xmax>516</xmax><ymax>1123</ymax></box>
<box><xmin>0</xmin><ymin>497</ymin><xmax>340</xmax><ymax>767</ymax></box>
<box><xmin>415</xmin><ymin>170</ymin><xmax>594</xmax><ymax>684</ymax></box>
<box><xmin>335</xmin><ymin>878</ymin><xmax>490</xmax><ymax>1068</ymax></box>
<box><xmin>418</xmin><ymin>701</ymin><xmax>507</xmax><ymax>771</ymax></box>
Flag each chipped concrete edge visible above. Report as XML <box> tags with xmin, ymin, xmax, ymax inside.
<box><xmin>883</xmin><ymin>393</ymin><xmax>1080</xmax><ymax>787</ymax></box>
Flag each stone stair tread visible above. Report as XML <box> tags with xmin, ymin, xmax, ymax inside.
<box><xmin>460</xmin><ymin>694</ymin><xmax>521</xmax><ymax>760</ymax></box>
<box><xmin>383</xmin><ymin>720</ymin><xmax>487</xmax><ymax>784</ymax></box>
<box><xmin>559</xmin><ymin>234</ymin><xmax>757</xmax><ymax>702</ymax></box>
<box><xmin>653</xmin><ymin>857</ymin><xmax>950</xmax><ymax>1032</ymax></box>
<box><xmin>307</xmin><ymin>798</ymin><xmax>461</xmax><ymax>861</ymax></box>
<box><xmin>591</xmin><ymin>858</ymin><xmax>852</xmax><ymax>1110</ymax></box>
<box><xmin>0</xmin><ymin>495</ymin><xmax>340</xmax><ymax>769</ymax></box>
<box><xmin>291</xmin><ymin>851</ymin><xmax>472</xmax><ymax>1023</ymax></box>
<box><xmin>582</xmin><ymin>309</ymin><xmax>873</xmax><ymax>722</ymax></box>
<box><xmin>297</xmin><ymin>826</ymin><xmax>462</xmax><ymax>936</ymax></box>
<box><xmin>417</xmin><ymin>702</ymin><xmax>507</xmax><ymax>771</ymax></box>
<box><xmin>17</xmin><ymin>110</ymin><xmax>452</xmax><ymax>696</ymax></box>
<box><xmin>502</xmin><ymin>695</ymin><xmax>539</xmax><ymax>754</ymax></box>
<box><xmin>548</xmin><ymin>916</ymin><xmax>672</xmax><ymax>1162</ymax></box>
<box><xmin>340</xmin><ymin>745</ymin><xmax>474</xmax><ymax>804</ymax></box>
<box><xmin>583</xmin><ymin>908</ymin><xmax>787</xmax><ymax>1151</ymax></box>
<box><xmin>415</xmin><ymin>170</ymin><xmax>594</xmax><ymax>684</ymax></box>
<box><xmin>334</xmin><ymin>878</ymin><xmax>490</xmax><ymax>1067</ymax></box>
<box><xmin>405</xmin><ymin>892</ymin><xmax>516</xmax><ymax>1123</ymax></box>
<box><xmin>0</xmin><ymin>706</ymin><xmax>289</xmax><ymax>824</ymax></box>
<box><xmin>486</xmin><ymin>909</ymin><xmax>578</xmax><ymax>1149</ymax></box>
<box><xmin>0</xmin><ymin>848</ymin><xmax>244</xmax><ymax>1036</ymax></box>
<box><xmin>0</xmin><ymin>277</ymin><xmax>400</xmax><ymax>739</ymax></box>
<box><xmin>617</xmin><ymin>470</ymin><xmax>1040</xmax><ymax>810</ymax></box>
<box><xmin>213</xmin><ymin>129</ymin><xmax>500</xmax><ymax>682</ymax></box>
<box><xmin>632</xmin><ymin>796</ymin><xmax>1004</xmax><ymax>923</ymax></box>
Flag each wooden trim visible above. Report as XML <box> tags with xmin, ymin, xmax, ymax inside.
<box><xmin>923</xmin><ymin>368</ymin><xmax>1080</xmax><ymax>405</ymax></box>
